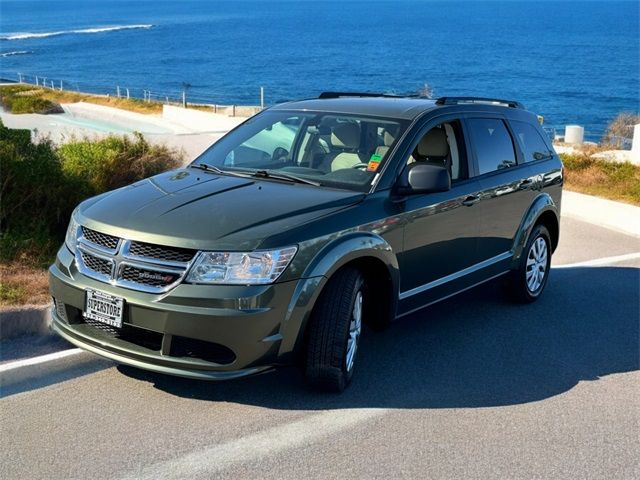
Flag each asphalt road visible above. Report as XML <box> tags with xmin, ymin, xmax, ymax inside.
<box><xmin>1</xmin><ymin>216</ymin><xmax>639</xmax><ymax>480</ymax></box>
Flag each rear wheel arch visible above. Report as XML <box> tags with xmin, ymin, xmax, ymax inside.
<box><xmin>511</xmin><ymin>193</ymin><xmax>560</xmax><ymax>266</ymax></box>
<box><xmin>534</xmin><ymin>210</ymin><xmax>559</xmax><ymax>252</ymax></box>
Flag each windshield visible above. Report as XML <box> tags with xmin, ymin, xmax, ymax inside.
<box><xmin>193</xmin><ymin>110</ymin><xmax>408</xmax><ymax>192</ymax></box>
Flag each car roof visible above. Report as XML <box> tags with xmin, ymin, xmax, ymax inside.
<box><xmin>270</xmin><ymin>94</ymin><xmax>533</xmax><ymax>122</ymax></box>
<box><xmin>270</xmin><ymin>96</ymin><xmax>439</xmax><ymax>120</ymax></box>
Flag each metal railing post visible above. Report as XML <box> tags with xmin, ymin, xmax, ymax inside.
<box><xmin>260</xmin><ymin>86</ymin><xmax>264</xmax><ymax>109</ymax></box>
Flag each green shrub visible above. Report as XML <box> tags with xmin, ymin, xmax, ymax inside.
<box><xmin>0</xmin><ymin>85</ymin><xmax>64</xmax><ymax>114</ymax></box>
<box><xmin>59</xmin><ymin>132</ymin><xmax>182</xmax><ymax>193</ymax></box>
<box><xmin>0</xmin><ymin>122</ymin><xmax>77</xmax><ymax>264</ymax></box>
<box><xmin>5</xmin><ymin>95</ymin><xmax>64</xmax><ymax>114</ymax></box>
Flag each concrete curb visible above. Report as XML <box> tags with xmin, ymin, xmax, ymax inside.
<box><xmin>0</xmin><ymin>305</ymin><xmax>51</xmax><ymax>340</ymax></box>
<box><xmin>562</xmin><ymin>191</ymin><xmax>640</xmax><ymax>238</ymax></box>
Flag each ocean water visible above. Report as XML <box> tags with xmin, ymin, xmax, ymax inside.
<box><xmin>1</xmin><ymin>0</ymin><xmax>638</xmax><ymax>139</ymax></box>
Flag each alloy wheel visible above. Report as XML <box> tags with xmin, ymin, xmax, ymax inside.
<box><xmin>526</xmin><ymin>236</ymin><xmax>548</xmax><ymax>293</ymax></box>
<box><xmin>345</xmin><ymin>290</ymin><xmax>363</xmax><ymax>372</ymax></box>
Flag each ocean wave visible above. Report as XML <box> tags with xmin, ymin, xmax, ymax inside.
<box><xmin>0</xmin><ymin>24</ymin><xmax>153</xmax><ymax>41</ymax></box>
<box><xmin>0</xmin><ymin>50</ymin><xmax>32</xmax><ymax>57</ymax></box>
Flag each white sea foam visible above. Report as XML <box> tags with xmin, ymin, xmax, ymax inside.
<box><xmin>0</xmin><ymin>50</ymin><xmax>32</xmax><ymax>57</ymax></box>
<box><xmin>0</xmin><ymin>24</ymin><xmax>153</xmax><ymax>41</ymax></box>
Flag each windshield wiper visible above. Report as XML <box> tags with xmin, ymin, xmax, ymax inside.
<box><xmin>190</xmin><ymin>163</ymin><xmax>251</xmax><ymax>178</ymax></box>
<box><xmin>252</xmin><ymin>170</ymin><xmax>321</xmax><ymax>187</ymax></box>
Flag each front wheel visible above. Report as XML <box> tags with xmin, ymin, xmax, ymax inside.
<box><xmin>507</xmin><ymin>224</ymin><xmax>552</xmax><ymax>303</ymax></box>
<box><xmin>304</xmin><ymin>267</ymin><xmax>364</xmax><ymax>392</ymax></box>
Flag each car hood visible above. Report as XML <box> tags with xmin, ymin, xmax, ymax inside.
<box><xmin>78</xmin><ymin>168</ymin><xmax>364</xmax><ymax>251</ymax></box>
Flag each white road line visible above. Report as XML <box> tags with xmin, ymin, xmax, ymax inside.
<box><xmin>553</xmin><ymin>252</ymin><xmax>640</xmax><ymax>269</ymax></box>
<box><xmin>0</xmin><ymin>348</ymin><xmax>84</xmax><ymax>373</ymax></box>
<box><xmin>123</xmin><ymin>408</ymin><xmax>388</xmax><ymax>480</ymax></box>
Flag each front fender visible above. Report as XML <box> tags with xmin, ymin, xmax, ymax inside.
<box><xmin>277</xmin><ymin>232</ymin><xmax>400</xmax><ymax>359</ymax></box>
<box><xmin>303</xmin><ymin>231</ymin><xmax>399</xmax><ymax>282</ymax></box>
<box><xmin>510</xmin><ymin>192</ymin><xmax>559</xmax><ymax>268</ymax></box>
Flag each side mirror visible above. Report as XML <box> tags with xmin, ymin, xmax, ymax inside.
<box><xmin>395</xmin><ymin>163</ymin><xmax>451</xmax><ymax>196</ymax></box>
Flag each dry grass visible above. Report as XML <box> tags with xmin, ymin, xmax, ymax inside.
<box><xmin>38</xmin><ymin>89</ymin><xmax>164</xmax><ymax>114</ymax></box>
<box><xmin>0</xmin><ymin>263</ymin><xmax>50</xmax><ymax>307</ymax></box>
<box><xmin>1</xmin><ymin>84</ymin><xmax>164</xmax><ymax>114</ymax></box>
<box><xmin>1</xmin><ymin>84</ymin><xmax>261</xmax><ymax>117</ymax></box>
<box><xmin>561</xmin><ymin>152</ymin><xmax>640</xmax><ymax>206</ymax></box>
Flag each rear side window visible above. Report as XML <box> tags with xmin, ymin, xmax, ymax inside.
<box><xmin>510</xmin><ymin>120</ymin><xmax>554</xmax><ymax>162</ymax></box>
<box><xmin>466</xmin><ymin>118</ymin><xmax>516</xmax><ymax>175</ymax></box>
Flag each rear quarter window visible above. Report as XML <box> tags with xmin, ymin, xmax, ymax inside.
<box><xmin>510</xmin><ymin>120</ymin><xmax>554</xmax><ymax>162</ymax></box>
<box><xmin>466</xmin><ymin>118</ymin><xmax>516</xmax><ymax>175</ymax></box>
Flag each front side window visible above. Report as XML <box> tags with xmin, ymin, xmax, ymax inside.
<box><xmin>466</xmin><ymin>118</ymin><xmax>516</xmax><ymax>175</ymax></box>
<box><xmin>510</xmin><ymin>120</ymin><xmax>554</xmax><ymax>162</ymax></box>
<box><xmin>195</xmin><ymin>110</ymin><xmax>407</xmax><ymax>192</ymax></box>
<box><xmin>405</xmin><ymin>120</ymin><xmax>467</xmax><ymax>182</ymax></box>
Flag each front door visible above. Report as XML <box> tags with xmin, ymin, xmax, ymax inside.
<box><xmin>396</xmin><ymin>119</ymin><xmax>485</xmax><ymax>315</ymax></box>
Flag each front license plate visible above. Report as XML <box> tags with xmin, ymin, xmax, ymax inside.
<box><xmin>84</xmin><ymin>289</ymin><xmax>124</xmax><ymax>328</ymax></box>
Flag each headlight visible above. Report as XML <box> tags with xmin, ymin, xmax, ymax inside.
<box><xmin>65</xmin><ymin>213</ymin><xmax>80</xmax><ymax>253</ymax></box>
<box><xmin>186</xmin><ymin>246</ymin><xmax>297</xmax><ymax>285</ymax></box>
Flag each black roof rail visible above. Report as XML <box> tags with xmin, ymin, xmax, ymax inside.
<box><xmin>435</xmin><ymin>96</ymin><xmax>524</xmax><ymax>109</ymax></box>
<box><xmin>318</xmin><ymin>91</ymin><xmax>403</xmax><ymax>99</ymax></box>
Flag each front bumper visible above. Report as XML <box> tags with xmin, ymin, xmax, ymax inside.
<box><xmin>49</xmin><ymin>245</ymin><xmax>325</xmax><ymax>380</ymax></box>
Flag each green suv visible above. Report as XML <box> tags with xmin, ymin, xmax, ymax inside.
<box><xmin>50</xmin><ymin>93</ymin><xmax>563</xmax><ymax>391</ymax></box>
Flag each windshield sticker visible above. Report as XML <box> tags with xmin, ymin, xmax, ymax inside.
<box><xmin>367</xmin><ymin>154</ymin><xmax>382</xmax><ymax>172</ymax></box>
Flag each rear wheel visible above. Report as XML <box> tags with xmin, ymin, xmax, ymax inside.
<box><xmin>507</xmin><ymin>224</ymin><xmax>552</xmax><ymax>303</ymax></box>
<box><xmin>304</xmin><ymin>267</ymin><xmax>364</xmax><ymax>392</ymax></box>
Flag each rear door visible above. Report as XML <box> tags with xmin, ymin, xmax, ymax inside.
<box><xmin>464</xmin><ymin>115</ymin><xmax>540</xmax><ymax>262</ymax></box>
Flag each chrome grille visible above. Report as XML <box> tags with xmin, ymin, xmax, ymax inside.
<box><xmin>81</xmin><ymin>227</ymin><xmax>119</xmax><ymax>250</ymax></box>
<box><xmin>129</xmin><ymin>241</ymin><xmax>195</xmax><ymax>263</ymax></box>
<box><xmin>80</xmin><ymin>251</ymin><xmax>113</xmax><ymax>277</ymax></box>
<box><xmin>75</xmin><ymin>229</ymin><xmax>196</xmax><ymax>293</ymax></box>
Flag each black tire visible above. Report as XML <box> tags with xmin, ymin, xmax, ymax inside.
<box><xmin>304</xmin><ymin>267</ymin><xmax>364</xmax><ymax>392</ymax></box>
<box><xmin>506</xmin><ymin>224</ymin><xmax>552</xmax><ymax>303</ymax></box>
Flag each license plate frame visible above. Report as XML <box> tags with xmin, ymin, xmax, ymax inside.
<box><xmin>84</xmin><ymin>289</ymin><xmax>124</xmax><ymax>328</ymax></box>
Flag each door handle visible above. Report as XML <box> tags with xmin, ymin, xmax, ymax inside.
<box><xmin>518</xmin><ymin>179</ymin><xmax>534</xmax><ymax>190</ymax></box>
<box><xmin>462</xmin><ymin>195</ymin><xmax>481</xmax><ymax>207</ymax></box>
